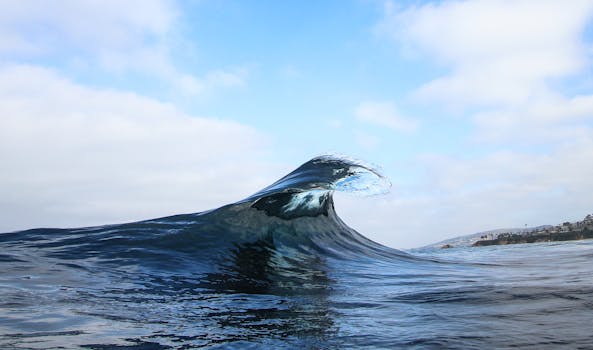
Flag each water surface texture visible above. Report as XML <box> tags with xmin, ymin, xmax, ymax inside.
<box><xmin>1</xmin><ymin>156</ymin><xmax>592</xmax><ymax>349</ymax></box>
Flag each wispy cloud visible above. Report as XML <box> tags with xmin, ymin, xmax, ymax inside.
<box><xmin>0</xmin><ymin>1</ymin><xmax>249</xmax><ymax>96</ymax></box>
<box><xmin>378</xmin><ymin>0</ymin><xmax>593</xmax><ymax>108</ymax></box>
<box><xmin>0</xmin><ymin>1</ymin><xmax>176</xmax><ymax>56</ymax></box>
<box><xmin>376</xmin><ymin>0</ymin><xmax>593</xmax><ymax>145</ymax></box>
<box><xmin>355</xmin><ymin>101</ymin><xmax>417</xmax><ymax>132</ymax></box>
<box><xmin>472</xmin><ymin>94</ymin><xmax>593</xmax><ymax>144</ymax></box>
<box><xmin>354</xmin><ymin>130</ymin><xmax>381</xmax><ymax>150</ymax></box>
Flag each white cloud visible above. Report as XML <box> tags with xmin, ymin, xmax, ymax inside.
<box><xmin>0</xmin><ymin>64</ymin><xmax>272</xmax><ymax>232</ymax></box>
<box><xmin>342</xmin><ymin>1</ymin><xmax>593</xmax><ymax>248</ymax></box>
<box><xmin>338</xmin><ymin>134</ymin><xmax>593</xmax><ymax>248</ymax></box>
<box><xmin>378</xmin><ymin>0</ymin><xmax>593</xmax><ymax>107</ymax></box>
<box><xmin>376</xmin><ymin>0</ymin><xmax>593</xmax><ymax>143</ymax></box>
<box><xmin>0</xmin><ymin>0</ymin><xmax>176</xmax><ymax>56</ymax></box>
<box><xmin>355</xmin><ymin>101</ymin><xmax>417</xmax><ymax>132</ymax></box>
<box><xmin>472</xmin><ymin>93</ymin><xmax>593</xmax><ymax>143</ymax></box>
<box><xmin>0</xmin><ymin>1</ymin><xmax>248</xmax><ymax>96</ymax></box>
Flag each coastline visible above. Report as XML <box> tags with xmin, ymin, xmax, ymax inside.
<box><xmin>472</xmin><ymin>214</ymin><xmax>593</xmax><ymax>247</ymax></box>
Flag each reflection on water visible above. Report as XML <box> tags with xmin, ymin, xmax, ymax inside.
<box><xmin>0</xmin><ymin>229</ymin><xmax>340</xmax><ymax>349</ymax></box>
<box><xmin>2</xmin><ymin>235</ymin><xmax>593</xmax><ymax>349</ymax></box>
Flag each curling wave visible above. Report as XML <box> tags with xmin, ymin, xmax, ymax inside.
<box><xmin>1</xmin><ymin>155</ymin><xmax>409</xmax><ymax>293</ymax></box>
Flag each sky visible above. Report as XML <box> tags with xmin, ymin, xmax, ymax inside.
<box><xmin>1</xmin><ymin>0</ymin><xmax>593</xmax><ymax>248</ymax></box>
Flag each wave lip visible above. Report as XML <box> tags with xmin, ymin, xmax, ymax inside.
<box><xmin>246</xmin><ymin>155</ymin><xmax>391</xmax><ymax>220</ymax></box>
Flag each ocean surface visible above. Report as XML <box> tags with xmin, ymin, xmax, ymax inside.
<box><xmin>1</xmin><ymin>156</ymin><xmax>592</xmax><ymax>349</ymax></box>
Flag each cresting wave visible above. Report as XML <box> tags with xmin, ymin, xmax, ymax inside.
<box><xmin>0</xmin><ymin>155</ymin><xmax>411</xmax><ymax>293</ymax></box>
<box><xmin>3</xmin><ymin>155</ymin><xmax>593</xmax><ymax>349</ymax></box>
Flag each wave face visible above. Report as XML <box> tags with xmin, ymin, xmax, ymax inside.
<box><xmin>2</xmin><ymin>155</ymin><xmax>593</xmax><ymax>349</ymax></box>
<box><xmin>0</xmin><ymin>156</ymin><xmax>407</xmax><ymax>277</ymax></box>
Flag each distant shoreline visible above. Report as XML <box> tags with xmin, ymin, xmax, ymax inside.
<box><xmin>472</xmin><ymin>228</ymin><xmax>593</xmax><ymax>247</ymax></box>
<box><xmin>471</xmin><ymin>214</ymin><xmax>593</xmax><ymax>247</ymax></box>
<box><xmin>437</xmin><ymin>214</ymin><xmax>593</xmax><ymax>249</ymax></box>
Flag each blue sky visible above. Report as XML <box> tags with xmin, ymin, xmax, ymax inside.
<box><xmin>2</xmin><ymin>0</ymin><xmax>593</xmax><ymax>248</ymax></box>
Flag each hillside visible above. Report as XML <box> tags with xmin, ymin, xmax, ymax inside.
<box><xmin>473</xmin><ymin>214</ymin><xmax>593</xmax><ymax>247</ymax></box>
<box><xmin>424</xmin><ymin>214</ymin><xmax>593</xmax><ymax>249</ymax></box>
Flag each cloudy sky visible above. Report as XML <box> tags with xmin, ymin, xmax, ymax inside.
<box><xmin>2</xmin><ymin>0</ymin><xmax>593</xmax><ymax>248</ymax></box>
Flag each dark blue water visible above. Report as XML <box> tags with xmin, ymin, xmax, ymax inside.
<box><xmin>1</xmin><ymin>156</ymin><xmax>592</xmax><ymax>349</ymax></box>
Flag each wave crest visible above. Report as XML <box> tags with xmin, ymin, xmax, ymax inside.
<box><xmin>1</xmin><ymin>155</ymin><xmax>408</xmax><ymax>287</ymax></box>
<box><xmin>246</xmin><ymin>155</ymin><xmax>391</xmax><ymax>220</ymax></box>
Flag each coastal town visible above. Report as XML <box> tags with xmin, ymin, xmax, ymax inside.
<box><xmin>472</xmin><ymin>214</ymin><xmax>593</xmax><ymax>247</ymax></box>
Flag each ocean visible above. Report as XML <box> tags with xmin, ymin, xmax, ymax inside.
<box><xmin>1</xmin><ymin>156</ymin><xmax>592</xmax><ymax>349</ymax></box>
